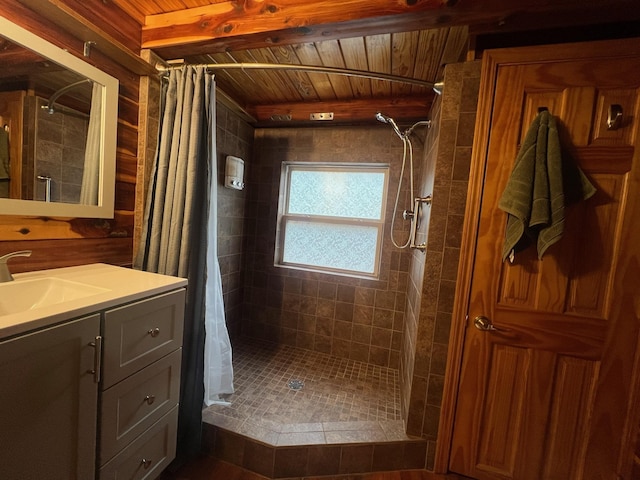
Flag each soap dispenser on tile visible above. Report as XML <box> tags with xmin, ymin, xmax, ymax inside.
<box><xmin>225</xmin><ymin>155</ymin><xmax>245</xmax><ymax>190</ymax></box>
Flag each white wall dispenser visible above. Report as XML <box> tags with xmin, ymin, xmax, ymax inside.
<box><xmin>225</xmin><ymin>155</ymin><xmax>245</xmax><ymax>190</ymax></box>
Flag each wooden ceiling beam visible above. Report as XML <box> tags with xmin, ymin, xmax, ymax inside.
<box><xmin>142</xmin><ymin>0</ymin><xmax>640</xmax><ymax>59</ymax></box>
<box><xmin>142</xmin><ymin>0</ymin><xmax>447</xmax><ymax>53</ymax></box>
<box><xmin>248</xmin><ymin>96</ymin><xmax>433</xmax><ymax>127</ymax></box>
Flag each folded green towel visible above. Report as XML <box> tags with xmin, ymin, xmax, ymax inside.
<box><xmin>0</xmin><ymin>128</ymin><xmax>9</xmax><ymax>180</ymax></box>
<box><xmin>499</xmin><ymin>111</ymin><xmax>596</xmax><ymax>261</ymax></box>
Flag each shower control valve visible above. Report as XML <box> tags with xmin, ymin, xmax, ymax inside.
<box><xmin>402</xmin><ymin>210</ymin><xmax>414</xmax><ymax>220</ymax></box>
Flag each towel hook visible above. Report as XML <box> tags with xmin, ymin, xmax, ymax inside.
<box><xmin>607</xmin><ymin>104</ymin><xmax>623</xmax><ymax>130</ymax></box>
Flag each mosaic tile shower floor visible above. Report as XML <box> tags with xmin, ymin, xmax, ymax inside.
<box><xmin>203</xmin><ymin>338</ymin><xmax>414</xmax><ymax>446</ymax></box>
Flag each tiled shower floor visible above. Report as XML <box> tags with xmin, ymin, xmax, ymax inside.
<box><xmin>202</xmin><ymin>338</ymin><xmax>414</xmax><ymax>446</ymax></box>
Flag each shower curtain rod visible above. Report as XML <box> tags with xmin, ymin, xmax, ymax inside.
<box><xmin>156</xmin><ymin>62</ymin><xmax>443</xmax><ymax>92</ymax></box>
<box><xmin>42</xmin><ymin>78</ymin><xmax>93</xmax><ymax>114</ymax></box>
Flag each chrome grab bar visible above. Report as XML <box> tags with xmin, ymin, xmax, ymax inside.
<box><xmin>409</xmin><ymin>195</ymin><xmax>432</xmax><ymax>251</ymax></box>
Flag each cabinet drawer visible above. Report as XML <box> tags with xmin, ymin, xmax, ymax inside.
<box><xmin>99</xmin><ymin>349</ymin><xmax>181</xmax><ymax>464</ymax></box>
<box><xmin>102</xmin><ymin>289</ymin><xmax>185</xmax><ymax>388</ymax></box>
<box><xmin>99</xmin><ymin>405</ymin><xmax>178</xmax><ymax>480</ymax></box>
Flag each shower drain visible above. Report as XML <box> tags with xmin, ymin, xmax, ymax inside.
<box><xmin>287</xmin><ymin>379</ymin><xmax>304</xmax><ymax>390</ymax></box>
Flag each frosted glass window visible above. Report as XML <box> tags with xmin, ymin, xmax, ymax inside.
<box><xmin>289</xmin><ymin>170</ymin><xmax>385</xmax><ymax>219</ymax></box>
<box><xmin>283</xmin><ymin>221</ymin><xmax>380</xmax><ymax>273</ymax></box>
<box><xmin>276</xmin><ymin>163</ymin><xmax>388</xmax><ymax>278</ymax></box>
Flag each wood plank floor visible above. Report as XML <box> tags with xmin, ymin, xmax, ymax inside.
<box><xmin>159</xmin><ymin>456</ymin><xmax>468</xmax><ymax>480</ymax></box>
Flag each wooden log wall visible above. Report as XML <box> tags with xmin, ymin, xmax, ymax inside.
<box><xmin>0</xmin><ymin>0</ymin><xmax>142</xmax><ymax>272</ymax></box>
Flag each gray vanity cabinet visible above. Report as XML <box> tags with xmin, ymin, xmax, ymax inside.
<box><xmin>0</xmin><ymin>314</ymin><xmax>101</xmax><ymax>480</ymax></box>
<box><xmin>0</xmin><ymin>284</ymin><xmax>186</xmax><ymax>480</ymax></box>
<box><xmin>98</xmin><ymin>289</ymin><xmax>185</xmax><ymax>480</ymax></box>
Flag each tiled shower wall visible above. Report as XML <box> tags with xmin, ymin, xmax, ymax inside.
<box><xmin>400</xmin><ymin>97</ymin><xmax>440</xmax><ymax>423</ymax></box>
<box><xmin>242</xmin><ymin>127</ymin><xmax>424</xmax><ymax>369</ymax></box>
<box><xmin>400</xmin><ymin>61</ymin><xmax>481</xmax><ymax>469</ymax></box>
<box><xmin>216</xmin><ymin>103</ymin><xmax>254</xmax><ymax>340</ymax></box>
<box><xmin>22</xmin><ymin>96</ymin><xmax>88</xmax><ymax>203</ymax></box>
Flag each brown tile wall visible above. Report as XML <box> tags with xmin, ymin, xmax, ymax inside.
<box><xmin>242</xmin><ymin>126</ymin><xmax>424</xmax><ymax>368</ymax></box>
<box><xmin>401</xmin><ymin>61</ymin><xmax>481</xmax><ymax>469</ymax></box>
<box><xmin>216</xmin><ymin>102</ymin><xmax>254</xmax><ymax>340</ymax></box>
<box><xmin>399</xmin><ymin>97</ymin><xmax>440</xmax><ymax>424</ymax></box>
<box><xmin>134</xmin><ymin>49</ymin><xmax>163</xmax><ymax>259</ymax></box>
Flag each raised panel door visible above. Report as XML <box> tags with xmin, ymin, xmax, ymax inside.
<box><xmin>449</xmin><ymin>43</ymin><xmax>640</xmax><ymax>479</ymax></box>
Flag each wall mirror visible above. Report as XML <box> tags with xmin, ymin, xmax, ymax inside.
<box><xmin>0</xmin><ymin>15</ymin><xmax>118</xmax><ymax>219</ymax></box>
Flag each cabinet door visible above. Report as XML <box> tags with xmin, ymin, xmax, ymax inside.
<box><xmin>99</xmin><ymin>349</ymin><xmax>182</xmax><ymax>464</ymax></box>
<box><xmin>0</xmin><ymin>314</ymin><xmax>100</xmax><ymax>480</ymax></box>
<box><xmin>102</xmin><ymin>289</ymin><xmax>185</xmax><ymax>389</ymax></box>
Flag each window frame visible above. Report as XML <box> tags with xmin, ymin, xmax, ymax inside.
<box><xmin>274</xmin><ymin>162</ymin><xmax>389</xmax><ymax>279</ymax></box>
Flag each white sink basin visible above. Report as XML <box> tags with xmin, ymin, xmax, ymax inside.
<box><xmin>0</xmin><ymin>264</ymin><xmax>187</xmax><ymax>339</ymax></box>
<box><xmin>0</xmin><ymin>277</ymin><xmax>110</xmax><ymax>316</ymax></box>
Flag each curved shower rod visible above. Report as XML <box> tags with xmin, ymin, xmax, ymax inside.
<box><xmin>42</xmin><ymin>78</ymin><xmax>93</xmax><ymax>114</ymax></box>
<box><xmin>156</xmin><ymin>62</ymin><xmax>444</xmax><ymax>94</ymax></box>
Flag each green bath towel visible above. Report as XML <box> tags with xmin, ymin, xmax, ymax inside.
<box><xmin>498</xmin><ymin>111</ymin><xmax>596</xmax><ymax>262</ymax></box>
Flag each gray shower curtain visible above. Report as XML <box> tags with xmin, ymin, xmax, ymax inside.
<box><xmin>134</xmin><ymin>65</ymin><xmax>212</xmax><ymax>459</ymax></box>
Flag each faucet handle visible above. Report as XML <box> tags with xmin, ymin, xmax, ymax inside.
<box><xmin>0</xmin><ymin>250</ymin><xmax>32</xmax><ymax>263</ymax></box>
<box><xmin>0</xmin><ymin>250</ymin><xmax>32</xmax><ymax>282</ymax></box>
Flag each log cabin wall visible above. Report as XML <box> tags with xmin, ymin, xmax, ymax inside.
<box><xmin>0</xmin><ymin>1</ymin><xmax>141</xmax><ymax>272</ymax></box>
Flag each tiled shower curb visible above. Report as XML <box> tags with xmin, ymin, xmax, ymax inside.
<box><xmin>202</xmin><ymin>422</ymin><xmax>428</xmax><ymax>478</ymax></box>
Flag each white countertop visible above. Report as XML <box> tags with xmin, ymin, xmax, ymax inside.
<box><xmin>0</xmin><ymin>263</ymin><xmax>188</xmax><ymax>340</ymax></box>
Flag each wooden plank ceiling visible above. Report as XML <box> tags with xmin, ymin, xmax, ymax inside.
<box><xmin>105</xmin><ymin>0</ymin><xmax>640</xmax><ymax>126</ymax></box>
<box><xmin>194</xmin><ymin>27</ymin><xmax>467</xmax><ymax>125</ymax></box>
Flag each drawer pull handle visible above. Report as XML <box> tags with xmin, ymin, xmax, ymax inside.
<box><xmin>144</xmin><ymin>394</ymin><xmax>156</xmax><ymax>405</ymax></box>
<box><xmin>87</xmin><ymin>336</ymin><xmax>102</xmax><ymax>383</ymax></box>
<box><xmin>141</xmin><ymin>458</ymin><xmax>152</xmax><ymax>469</ymax></box>
<box><xmin>147</xmin><ymin>328</ymin><xmax>160</xmax><ymax>337</ymax></box>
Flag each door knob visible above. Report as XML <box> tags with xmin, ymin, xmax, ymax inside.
<box><xmin>607</xmin><ymin>104</ymin><xmax>623</xmax><ymax>130</ymax></box>
<box><xmin>473</xmin><ymin>315</ymin><xmax>499</xmax><ymax>331</ymax></box>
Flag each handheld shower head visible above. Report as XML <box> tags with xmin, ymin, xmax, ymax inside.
<box><xmin>375</xmin><ymin>112</ymin><xmax>391</xmax><ymax>124</ymax></box>
<box><xmin>375</xmin><ymin>112</ymin><xmax>403</xmax><ymax>138</ymax></box>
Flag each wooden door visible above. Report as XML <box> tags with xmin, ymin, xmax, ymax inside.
<box><xmin>448</xmin><ymin>40</ymin><xmax>640</xmax><ymax>479</ymax></box>
<box><xmin>0</xmin><ymin>90</ymin><xmax>24</xmax><ymax>199</ymax></box>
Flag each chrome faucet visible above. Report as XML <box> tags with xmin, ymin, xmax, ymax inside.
<box><xmin>0</xmin><ymin>250</ymin><xmax>32</xmax><ymax>283</ymax></box>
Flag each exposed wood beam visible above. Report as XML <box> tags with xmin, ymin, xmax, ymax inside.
<box><xmin>142</xmin><ymin>0</ymin><xmax>448</xmax><ymax>52</ymax></box>
<box><xmin>248</xmin><ymin>96</ymin><xmax>433</xmax><ymax>127</ymax></box>
<box><xmin>16</xmin><ymin>0</ymin><xmax>156</xmax><ymax>75</ymax></box>
<box><xmin>143</xmin><ymin>0</ymin><xmax>640</xmax><ymax>59</ymax></box>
